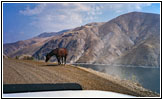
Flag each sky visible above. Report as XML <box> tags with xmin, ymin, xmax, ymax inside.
<box><xmin>3</xmin><ymin>2</ymin><xmax>160</xmax><ymax>43</ymax></box>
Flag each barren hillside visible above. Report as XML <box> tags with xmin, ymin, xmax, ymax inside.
<box><xmin>3</xmin><ymin>12</ymin><xmax>160</xmax><ymax>67</ymax></box>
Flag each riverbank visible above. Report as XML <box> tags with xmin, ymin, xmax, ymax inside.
<box><xmin>3</xmin><ymin>58</ymin><xmax>159</xmax><ymax>97</ymax></box>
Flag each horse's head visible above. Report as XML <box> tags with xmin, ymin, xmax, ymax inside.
<box><xmin>45</xmin><ymin>48</ymin><xmax>58</xmax><ymax>62</ymax></box>
<box><xmin>45</xmin><ymin>54</ymin><xmax>50</xmax><ymax>62</ymax></box>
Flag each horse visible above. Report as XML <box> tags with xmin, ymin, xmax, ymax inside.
<box><xmin>45</xmin><ymin>48</ymin><xmax>68</xmax><ymax>65</ymax></box>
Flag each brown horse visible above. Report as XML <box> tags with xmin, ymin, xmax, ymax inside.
<box><xmin>45</xmin><ymin>48</ymin><xmax>68</xmax><ymax>65</ymax></box>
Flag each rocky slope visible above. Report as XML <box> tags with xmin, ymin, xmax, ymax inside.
<box><xmin>3</xmin><ymin>30</ymin><xmax>69</xmax><ymax>57</ymax></box>
<box><xmin>97</xmin><ymin>12</ymin><xmax>160</xmax><ymax>65</ymax></box>
<box><xmin>36</xmin><ymin>29</ymin><xmax>70</xmax><ymax>38</ymax></box>
<box><xmin>33</xmin><ymin>22</ymin><xmax>105</xmax><ymax>63</ymax></box>
<box><xmin>33</xmin><ymin>12</ymin><xmax>160</xmax><ymax>67</ymax></box>
<box><xmin>3</xmin><ymin>12</ymin><xmax>160</xmax><ymax>67</ymax></box>
<box><xmin>113</xmin><ymin>34</ymin><xmax>160</xmax><ymax>67</ymax></box>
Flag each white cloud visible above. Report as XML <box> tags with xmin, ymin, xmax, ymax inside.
<box><xmin>72</xmin><ymin>3</ymin><xmax>91</xmax><ymax>12</ymax></box>
<box><xmin>20</xmin><ymin>3</ymin><xmax>102</xmax><ymax>32</ymax></box>
<box><xmin>19</xmin><ymin>3</ymin><xmax>152</xmax><ymax>32</ymax></box>
<box><xmin>20</xmin><ymin>4</ymin><xmax>47</xmax><ymax>15</ymax></box>
<box><xmin>101</xmin><ymin>3</ymin><xmax>152</xmax><ymax>13</ymax></box>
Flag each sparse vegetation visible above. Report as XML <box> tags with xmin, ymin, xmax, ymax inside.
<box><xmin>23</xmin><ymin>56</ymin><xmax>34</xmax><ymax>60</ymax></box>
<box><xmin>130</xmin><ymin>74</ymin><xmax>139</xmax><ymax>83</ymax></box>
<box><xmin>17</xmin><ymin>55</ymin><xmax>34</xmax><ymax>60</ymax></box>
<box><xmin>15</xmin><ymin>56</ymin><xmax>19</xmax><ymax>59</ymax></box>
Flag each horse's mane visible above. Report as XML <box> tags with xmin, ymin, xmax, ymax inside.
<box><xmin>45</xmin><ymin>48</ymin><xmax>68</xmax><ymax>64</ymax></box>
<box><xmin>48</xmin><ymin>48</ymin><xmax>58</xmax><ymax>55</ymax></box>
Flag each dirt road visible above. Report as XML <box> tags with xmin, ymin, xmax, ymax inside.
<box><xmin>3</xmin><ymin>58</ymin><xmax>159</xmax><ymax>97</ymax></box>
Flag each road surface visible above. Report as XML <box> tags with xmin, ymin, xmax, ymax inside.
<box><xmin>3</xmin><ymin>58</ymin><xmax>159</xmax><ymax>97</ymax></box>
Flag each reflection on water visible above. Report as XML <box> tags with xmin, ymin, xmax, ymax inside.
<box><xmin>73</xmin><ymin>64</ymin><xmax>160</xmax><ymax>93</ymax></box>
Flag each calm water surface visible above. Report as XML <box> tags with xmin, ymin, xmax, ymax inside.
<box><xmin>73</xmin><ymin>64</ymin><xmax>160</xmax><ymax>94</ymax></box>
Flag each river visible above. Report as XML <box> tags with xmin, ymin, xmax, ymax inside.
<box><xmin>73</xmin><ymin>63</ymin><xmax>160</xmax><ymax>94</ymax></box>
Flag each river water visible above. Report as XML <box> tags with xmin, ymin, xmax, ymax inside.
<box><xmin>73</xmin><ymin>64</ymin><xmax>160</xmax><ymax>94</ymax></box>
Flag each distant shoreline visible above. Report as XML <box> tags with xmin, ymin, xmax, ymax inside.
<box><xmin>72</xmin><ymin>63</ymin><xmax>160</xmax><ymax>68</ymax></box>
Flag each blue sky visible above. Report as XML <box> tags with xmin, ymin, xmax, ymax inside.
<box><xmin>3</xmin><ymin>3</ymin><xmax>160</xmax><ymax>43</ymax></box>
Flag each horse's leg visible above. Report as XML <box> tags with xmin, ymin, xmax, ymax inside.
<box><xmin>62</xmin><ymin>57</ymin><xmax>64</xmax><ymax>65</ymax></box>
<box><xmin>56</xmin><ymin>56</ymin><xmax>59</xmax><ymax>65</ymax></box>
<box><xmin>59</xmin><ymin>57</ymin><xmax>61</xmax><ymax>65</ymax></box>
<box><xmin>61</xmin><ymin>56</ymin><xmax>63</xmax><ymax>64</ymax></box>
<box><xmin>64</xmin><ymin>55</ymin><xmax>67</xmax><ymax>65</ymax></box>
<box><xmin>57</xmin><ymin>56</ymin><xmax>60</xmax><ymax>65</ymax></box>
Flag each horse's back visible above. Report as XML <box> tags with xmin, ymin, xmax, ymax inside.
<box><xmin>58</xmin><ymin>48</ymin><xmax>68</xmax><ymax>56</ymax></box>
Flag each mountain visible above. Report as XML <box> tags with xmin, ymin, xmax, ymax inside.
<box><xmin>3</xmin><ymin>30</ymin><xmax>70</xmax><ymax>57</ymax></box>
<box><xmin>33</xmin><ymin>12</ymin><xmax>160</xmax><ymax>67</ymax></box>
<box><xmin>36</xmin><ymin>32</ymin><xmax>57</xmax><ymax>38</ymax></box>
<box><xmin>4</xmin><ymin>12</ymin><xmax>160</xmax><ymax>67</ymax></box>
<box><xmin>96</xmin><ymin>12</ymin><xmax>160</xmax><ymax>66</ymax></box>
<box><xmin>3</xmin><ymin>37</ymin><xmax>50</xmax><ymax>57</ymax></box>
<box><xmin>36</xmin><ymin>29</ymin><xmax>70</xmax><ymax>38</ymax></box>
<box><xmin>113</xmin><ymin>33</ymin><xmax>160</xmax><ymax>67</ymax></box>
<box><xmin>33</xmin><ymin>22</ymin><xmax>105</xmax><ymax>63</ymax></box>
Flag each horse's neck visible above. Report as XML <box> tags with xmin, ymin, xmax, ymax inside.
<box><xmin>49</xmin><ymin>50</ymin><xmax>57</xmax><ymax>57</ymax></box>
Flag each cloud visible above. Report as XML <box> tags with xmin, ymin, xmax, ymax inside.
<box><xmin>101</xmin><ymin>3</ymin><xmax>152</xmax><ymax>13</ymax></box>
<box><xmin>20</xmin><ymin>3</ymin><xmax>102</xmax><ymax>32</ymax></box>
<box><xmin>19</xmin><ymin>3</ymin><xmax>152</xmax><ymax>32</ymax></box>
<box><xmin>20</xmin><ymin>4</ymin><xmax>47</xmax><ymax>15</ymax></box>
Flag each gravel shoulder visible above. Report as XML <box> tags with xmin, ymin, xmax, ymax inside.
<box><xmin>3</xmin><ymin>58</ymin><xmax>159</xmax><ymax>97</ymax></box>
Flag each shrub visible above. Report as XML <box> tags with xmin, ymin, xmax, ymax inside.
<box><xmin>18</xmin><ymin>55</ymin><xmax>34</xmax><ymax>60</ymax></box>
<box><xmin>15</xmin><ymin>56</ymin><xmax>19</xmax><ymax>59</ymax></box>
